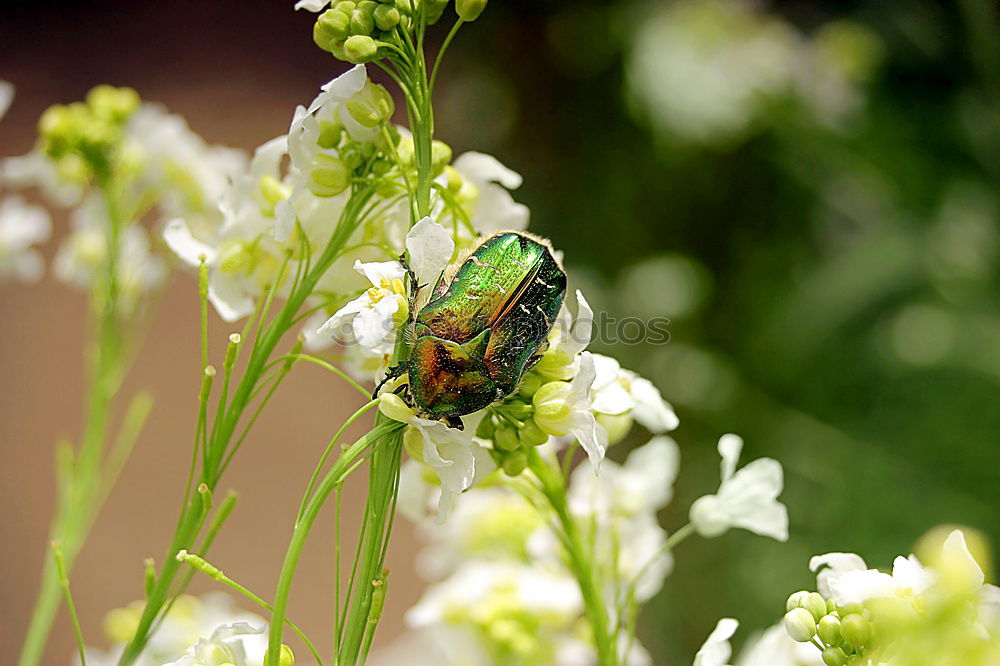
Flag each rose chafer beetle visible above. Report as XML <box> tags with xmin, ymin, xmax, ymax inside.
<box><xmin>381</xmin><ymin>231</ymin><xmax>567</xmax><ymax>428</ymax></box>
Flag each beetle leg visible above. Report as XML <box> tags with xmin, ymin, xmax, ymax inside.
<box><xmin>398</xmin><ymin>254</ymin><xmax>422</xmax><ymax>301</ymax></box>
<box><xmin>372</xmin><ymin>362</ymin><xmax>409</xmax><ymax>399</ymax></box>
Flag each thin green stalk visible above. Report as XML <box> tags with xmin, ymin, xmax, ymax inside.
<box><xmin>528</xmin><ymin>448</ymin><xmax>618</xmax><ymax>666</ymax></box>
<box><xmin>266</xmin><ymin>421</ymin><xmax>402</xmax><ymax>666</ymax></box>
<box><xmin>52</xmin><ymin>542</ymin><xmax>87</xmax><ymax>666</ymax></box>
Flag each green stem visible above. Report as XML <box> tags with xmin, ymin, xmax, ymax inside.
<box><xmin>528</xmin><ymin>448</ymin><xmax>618</xmax><ymax>666</ymax></box>
<box><xmin>266</xmin><ymin>421</ymin><xmax>402</xmax><ymax>666</ymax></box>
<box><xmin>118</xmin><ymin>188</ymin><xmax>375</xmax><ymax>666</ymax></box>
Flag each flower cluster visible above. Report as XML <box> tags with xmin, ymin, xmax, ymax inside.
<box><xmin>1</xmin><ymin>83</ymin><xmax>243</xmax><ymax>311</ymax></box>
<box><xmin>164</xmin><ymin>65</ymin><xmax>525</xmax><ymax>331</ymax></box>
<box><xmin>697</xmin><ymin>528</ymin><xmax>1000</xmax><ymax>666</ymax></box>
<box><xmin>301</xmin><ymin>0</ymin><xmax>489</xmax><ymax>65</ymax></box>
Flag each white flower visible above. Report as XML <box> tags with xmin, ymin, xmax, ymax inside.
<box><xmin>317</xmin><ymin>217</ymin><xmax>454</xmax><ymax>354</ymax></box>
<box><xmin>164</xmin><ymin>622</ymin><xmax>263</xmax><ymax>666</ymax></box>
<box><xmin>694</xmin><ymin>618</ymin><xmax>739</xmax><ymax>666</ymax></box>
<box><xmin>0</xmin><ymin>80</ymin><xmax>13</xmax><ymax>121</ymax></box>
<box><xmin>380</xmin><ymin>393</ymin><xmax>496</xmax><ymax>521</ymax></box>
<box><xmin>689</xmin><ymin>434</ymin><xmax>788</xmax><ymax>541</ymax></box>
<box><xmin>590</xmin><ymin>353</ymin><xmax>679</xmax><ymax>433</ymax></box>
<box><xmin>533</xmin><ymin>351</ymin><xmax>609</xmax><ymax>470</ymax></box>
<box><xmin>808</xmin><ymin>552</ymin><xmax>867</xmax><ymax>599</ymax></box>
<box><xmin>536</xmin><ymin>290</ymin><xmax>595</xmax><ymax>380</ymax></box>
<box><xmin>449</xmin><ymin>151</ymin><xmax>530</xmax><ymax>233</ymax></box>
<box><xmin>816</xmin><ymin>529</ymin><xmax>985</xmax><ymax>607</ymax></box>
<box><xmin>0</xmin><ymin>195</ymin><xmax>50</xmax><ymax>282</ymax></box>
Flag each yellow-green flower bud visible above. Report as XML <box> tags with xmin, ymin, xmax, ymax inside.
<box><xmin>394</xmin><ymin>0</ymin><xmax>415</xmax><ymax>14</ymax></box>
<box><xmin>596</xmin><ymin>412</ymin><xmax>632</xmax><ymax>445</ymax></box>
<box><xmin>259</xmin><ymin>174</ymin><xmax>290</xmax><ymax>214</ymax></box>
<box><xmin>425</xmin><ymin>0</ymin><xmax>448</xmax><ymax>23</ymax></box>
<box><xmin>821</xmin><ymin>647</ymin><xmax>847</xmax><ymax>666</ymax></box>
<box><xmin>431</xmin><ymin>139</ymin><xmax>452</xmax><ymax>170</ymax></box>
<box><xmin>403</xmin><ymin>426</ymin><xmax>424</xmax><ymax>462</ymax></box>
<box><xmin>346</xmin><ymin>80</ymin><xmax>395</xmax><ymax>128</ymax></box>
<box><xmin>785</xmin><ymin>590</ymin><xmax>809</xmax><ymax>613</ymax></box>
<box><xmin>316</xmin><ymin>9</ymin><xmax>351</xmax><ymax>49</ymax></box>
<box><xmin>442</xmin><ymin>165</ymin><xmax>463</xmax><ymax>192</ymax></box>
<box><xmin>263</xmin><ymin>644</ymin><xmax>295</xmax><ymax>666</ymax></box>
<box><xmin>337</xmin><ymin>1</ymin><xmax>358</xmax><ymax>12</ymax></box>
<box><xmin>395</xmin><ymin>136</ymin><xmax>415</xmax><ymax>165</ymax></box>
<box><xmin>309</xmin><ymin>154</ymin><xmax>350</xmax><ymax>197</ymax></box>
<box><xmin>532</xmin><ymin>381</ymin><xmax>572</xmax><ymax>435</ymax></box>
<box><xmin>519</xmin><ymin>419</ymin><xmax>548</xmax><ymax>447</ymax></box>
<box><xmin>802</xmin><ymin>592</ymin><xmax>828</xmax><ymax>622</ymax></box>
<box><xmin>344</xmin><ymin>34</ymin><xmax>378</xmax><ymax>62</ymax></box>
<box><xmin>827</xmin><ymin>598</ymin><xmax>838</xmax><ymax>614</ymax></box>
<box><xmin>350</xmin><ymin>4</ymin><xmax>376</xmax><ymax>35</ymax></box>
<box><xmin>456</xmin><ymin>0</ymin><xmax>487</xmax><ymax>21</ymax></box>
<box><xmin>86</xmin><ymin>85</ymin><xmax>140</xmax><ymax>123</ymax></box>
<box><xmin>784</xmin><ymin>608</ymin><xmax>817</xmax><ymax>643</ymax></box>
<box><xmin>373</xmin><ymin>4</ymin><xmax>400</xmax><ymax>30</ymax></box>
<box><xmin>840</xmin><ymin>613</ymin><xmax>870</xmax><ymax>648</ymax></box>
<box><xmin>494</xmin><ymin>425</ymin><xmax>520</xmax><ymax>453</ymax></box>
<box><xmin>818</xmin><ymin>615</ymin><xmax>842</xmax><ymax>646</ymax></box>
<box><xmin>517</xmin><ymin>373</ymin><xmax>543</xmax><ymax>399</ymax></box>
<box><xmin>318</xmin><ymin>119</ymin><xmax>344</xmax><ymax>149</ymax></box>
<box><xmin>380</xmin><ymin>392</ymin><xmax>415</xmax><ymax>423</ymax></box>
<box><xmin>502</xmin><ymin>450</ymin><xmax>528</xmax><ymax>476</ymax></box>
<box><xmin>104</xmin><ymin>607</ymin><xmax>140</xmax><ymax>644</ymax></box>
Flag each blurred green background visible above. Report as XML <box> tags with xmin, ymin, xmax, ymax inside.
<box><xmin>3</xmin><ymin>0</ymin><xmax>999</xmax><ymax>662</ymax></box>
<box><xmin>438</xmin><ymin>0</ymin><xmax>1000</xmax><ymax>660</ymax></box>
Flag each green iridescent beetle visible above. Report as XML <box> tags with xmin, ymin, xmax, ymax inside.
<box><xmin>383</xmin><ymin>231</ymin><xmax>567</xmax><ymax>428</ymax></box>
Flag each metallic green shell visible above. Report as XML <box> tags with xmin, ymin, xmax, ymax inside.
<box><xmin>410</xmin><ymin>232</ymin><xmax>567</xmax><ymax>418</ymax></box>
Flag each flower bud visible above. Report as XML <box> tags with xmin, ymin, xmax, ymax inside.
<box><xmin>309</xmin><ymin>154</ymin><xmax>350</xmax><ymax>197</ymax></box>
<box><xmin>350</xmin><ymin>4</ymin><xmax>376</xmax><ymax>35</ymax></box>
<box><xmin>783</xmin><ymin>608</ymin><xmax>818</xmax><ymax>643</ymax></box>
<box><xmin>346</xmin><ymin>80</ymin><xmax>395</xmax><ymax>128</ymax></box>
<box><xmin>475</xmin><ymin>415</ymin><xmax>497</xmax><ymax>440</ymax></box>
<box><xmin>394</xmin><ymin>0</ymin><xmax>415</xmax><ymax>14</ymax></box>
<box><xmin>456</xmin><ymin>0</ymin><xmax>487</xmax><ymax>21</ymax></box>
<box><xmin>373</xmin><ymin>4</ymin><xmax>400</xmax><ymax>30</ymax></box>
<box><xmin>263</xmin><ymin>644</ymin><xmax>295</xmax><ymax>666</ymax></box>
<box><xmin>821</xmin><ymin>647</ymin><xmax>847</xmax><ymax>666</ymax></box>
<box><xmin>403</xmin><ymin>426</ymin><xmax>424</xmax><ymax>462</ymax></box>
<box><xmin>840</xmin><ymin>613</ymin><xmax>870</xmax><ymax>649</ymax></box>
<box><xmin>344</xmin><ymin>34</ymin><xmax>378</xmax><ymax>62</ymax></box>
<box><xmin>315</xmin><ymin>9</ymin><xmax>351</xmax><ymax>49</ymax></box>
<box><xmin>493</xmin><ymin>425</ymin><xmax>520</xmax><ymax>453</ymax></box>
<box><xmin>802</xmin><ymin>592</ymin><xmax>828</xmax><ymax>623</ymax></box>
<box><xmin>517</xmin><ymin>372</ymin><xmax>543</xmax><ymax>399</ymax></box>
<box><xmin>532</xmin><ymin>381</ymin><xmax>572</xmax><ymax>435</ymax></box>
<box><xmin>519</xmin><ymin>419</ymin><xmax>548</xmax><ymax>447</ymax></box>
<box><xmin>596</xmin><ymin>412</ymin><xmax>632</xmax><ymax>445</ymax></box>
<box><xmin>86</xmin><ymin>85</ymin><xmax>140</xmax><ymax>123</ymax></box>
<box><xmin>218</xmin><ymin>240</ymin><xmax>254</xmax><ymax>275</ymax></box>
<box><xmin>431</xmin><ymin>139</ymin><xmax>452</xmax><ymax>169</ymax></box>
<box><xmin>818</xmin><ymin>615</ymin><xmax>842</xmax><ymax>646</ymax></box>
<box><xmin>786</xmin><ymin>590</ymin><xmax>810</xmax><ymax>613</ymax></box>
<box><xmin>502</xmin><ymin>450</ymin><xmax>528</xmax><ymax>476</ymax></box>
<box><xmin>379</xmin><ymin>392</ymin><xmax>415</xmax><ymax>423</ymax></box>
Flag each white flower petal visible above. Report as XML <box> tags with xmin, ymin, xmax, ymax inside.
<box><xmin>569</xmin><ymin>409</ymin><xmax>608</xmax><ymax>472</ymax></box>
<box><xmin>719</xmin><ymin>457</ymin><xmax>788</xmax><ymax>540</ymax></box>
<box><xmin>891</xmin><ymin>555</ymin><xmax>936</xmax><ymax>596</ymax></box>
<box><xmin>829</xmin><ymin>569</ymin><xmax>898</xmax><ymax>606</ymax></box>
<box><xmin>453</xmin><ymin>151</ymin><xmax>523</xmax><ymax>190</ymax></box>
<box><xmin>568</xmin><ymin>351</ymin><xmax>598</xmax><ymax>403</ymax></box>
<box><xmin>625</xmin><ymin>435</ymin><xmax>680</xmax><ymax>509</ymax></box>
<box><xmin>942</xmin><ymin>529</ymin><xmax>986</xmax><ymax>588</ymax></box>
<box><xmin>307</xmin><ymin>64</ymin><xmax>368</xmax><ymax>116</ymax></box>
<box><xmin>566</xmin><ymin>290</ymin><xmax>594</xmax><ymax>356</ymax></box>
<box><xmin>630</xmin><ymin>376</ymin><xmax>679</xmax><ymax>432</ymax></box>
<box><xmin>809</xmin><ymin>553</ymin><xmax>868</xmax><ymax>598</ymax></box>
<box><xmin>294</xmin><ymin>0</ymin><xmax>329</xmax><ymax>11</ymax></box>
<box><xmin>405</xmin><ymin>216</ymin><xmax>454</xmax><ymax>288</ymax></box>
<box><xmin>354</xmin><ymin>259</ymin><xmax>406</xmax><ymax>287</ymax></box>
<box><xmin>353</xmin><ymin>295</ymin><xmax>399</xmax><ymax>352</ymax></box>
<box><xmin>718</xmin><ymin>433</ymin><xmax>743</xmax><ymax>482</ymax></box>
<box><xmin>208</xmin><ymin>272</ymin><xmax>256</xmax><ymax>323</ymax></box>
<box><xmin>163</xmin><ymin>217</ymin><xmax>217</xmax><ymax>266</ymax></box>
<box><xmin>694</xmin><ymin>618</ymin><xmax>739</xmax><ymax>666</ymax></box>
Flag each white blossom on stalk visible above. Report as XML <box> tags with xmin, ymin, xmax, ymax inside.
<box><xmin>689</xmin><ymin>434</ymin><xmax>788</xmax><ymax>541</ymax></box>
<box><xmin>735</xmin><ymin>624</ymin><xmax>823</xmax><ymax>666</ymax></box>
<box><xmin>317</xmin><ymin>216</ymin><xmax>454</xmax><ymax>354</ymax></box>
<box><xmin>448</xmin><ymin>151</ymin><xmax>530</xmax><ymax>234</ymax></box>
<box><xmin>590</xmin><ymin>353</ymin><xmax>680</xmax><ymax>434</ymax></box>
<box><xmin>533</xmin><ymin>351</ymin><xmax>609</xmax><ymax>470</ymax></box>
<box><xmin>694</xmin><ymin>618</ymin><xmax>739</xmax><ymax>666</ymax></box>
<box><xmin>535</xmin><ymin>290</ymin><xmax>595</xmax><ymax>380</ymax></box>
<box><xmin>380</xmin><ymin>393</ymin><xmax>495</xmax><ymax>521</ymax></box>
<box><xmin>163</xmin><ymin>623</ymin><xmax>264</xmax><ymax>666</ymax></box>
<box><xmin>0</xmin><ymin>195</ymin><xmax>51</xmax><ymax>283</ymax></box>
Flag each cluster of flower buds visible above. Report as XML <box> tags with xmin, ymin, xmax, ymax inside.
<box><xmin>37</xmin><ymin>85</ymin><xmax>139</xmax><ymax>181</ymax></box>
<box><xmin>474</xmin><ymin>379</ymin><xmax>550</xmax><ymax>476</ymax></box>
<box><xmin>784</xmin><ymin>591</ymin><xmax>872</xmax><ymax>666</ymax></box>
<box><xmin>310</xmin><ymin>0</ymin><xmax>488</xmax><ymax>63</ymax></box>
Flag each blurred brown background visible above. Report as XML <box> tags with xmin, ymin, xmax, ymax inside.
<box><xmin>0</xmin><ymin>1</ymin><xmax>426</xmax><ymax>663</ymax></box>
